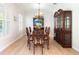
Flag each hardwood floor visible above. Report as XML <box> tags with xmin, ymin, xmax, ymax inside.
<box><xmin>0</xmin><ymin>35</ymin><xmax>79</xmax><ymax>55</ymax></box>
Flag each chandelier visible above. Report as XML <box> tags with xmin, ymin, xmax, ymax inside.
<box><xmin>34</xmin><ymin>3</ymin><xmax>43</xmax><ymax>18</ymax></box>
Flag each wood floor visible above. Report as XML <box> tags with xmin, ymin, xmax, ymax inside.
<box><xmin>0</xmin><ymin>35</ymin><xmax>79</xmax><ymax>55</ymax></box>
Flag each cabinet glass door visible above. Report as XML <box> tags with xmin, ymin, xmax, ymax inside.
<box><xmin>58</xmin><ymin>16</ymin><xmax>63</xmax><ymax>29</ymax></box>
<box><xmin>55</xmin><ymin>17</ymin><xmax>58</xmax><ymax>29</ymax></box>
<box><xmin>65</xmin><ymin>16</ymin><xmax>70</xmax><ymax>30</ymax></box>
<box><xmin>60</xmin><ymin>16</ymin><xmax>63</xmax><ymax>28</ymax></box>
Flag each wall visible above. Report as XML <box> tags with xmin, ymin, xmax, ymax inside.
<box><xmin>72</xmin><ymin>4</ymin><xmax>79</xmax><ymax>52</ymax></box>
<box><xmin>0</xmin><ymin>4</ymin><xmax>25</xmax><ymax>52</ymax></box>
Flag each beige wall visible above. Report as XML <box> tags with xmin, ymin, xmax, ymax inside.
<box><xmin>0</xmin><ymin>4</ymin><xmax>25</xmax><ymax>52</ymax></box>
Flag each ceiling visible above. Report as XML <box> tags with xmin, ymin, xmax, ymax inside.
<box><xmin>15</xmin><ymin>3</ymin><xmax>56</xmax><ymax>13</ymax></box>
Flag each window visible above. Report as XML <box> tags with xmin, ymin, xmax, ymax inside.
<box><xmin>0</xmin><ymin>6</ymin><xmax>9</xmax><ymax>37</ymax></box>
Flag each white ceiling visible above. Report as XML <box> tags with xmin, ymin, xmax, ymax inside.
<box><xmin>15</xmin><ymin>3</ymin><xmax>56</xmax><ymax>13</ymax></box>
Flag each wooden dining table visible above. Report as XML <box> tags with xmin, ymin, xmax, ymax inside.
<box><xmin>29</xmin><ymin>28</ymin><xmax>49</xmax><ymax>54</ymax></box>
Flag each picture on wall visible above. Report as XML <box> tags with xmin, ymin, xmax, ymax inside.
<box><xmin>33</xmin><ymin>16</ymin><xmax>44</xmax><ymax>29</ymax></box>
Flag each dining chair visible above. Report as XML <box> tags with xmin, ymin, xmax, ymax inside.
<box><xmin>26</xmin><ymin>27</ymin><xmax>33</xmax><ymax>50</ymax></box>
<box><xmin>32</xmin><ymin>30</ymin><xmax>44</xmax><ymax>54</ymax></box>
<box><xmin>44</xmin><ymin>27</ymin><xmax>50</xmax><ymax>49</ymax></box>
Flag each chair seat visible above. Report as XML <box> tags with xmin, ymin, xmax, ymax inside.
<box><xmin>44</xmin><ymin>37</ymin><xmax>48</xmax><ymax>39</ymax></box>
<box><xmin>34</xmin><ymin>39</ymin><xmax>43</xmax><ymax>44</ymax></box>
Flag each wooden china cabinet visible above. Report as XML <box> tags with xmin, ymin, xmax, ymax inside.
<box><xmin>54</xmin><ymin>9</ymin><xmax>72</xmax><ymax>48</ymax></box>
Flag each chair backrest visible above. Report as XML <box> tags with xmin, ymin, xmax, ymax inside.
<box><xmin>32</xmin><ymin>31</ymin><xmax>44</xmax><ymax>44</ymax></box>
<box><xmin>47</xmin><ymin>27</ymin><xmax>50</xmax><ymax>34</ymax></box>
<box><xmin>29</xmin><ymin>27</ymin><xmax>31</xmax><ymax>33</ymax></box>
<box><xmin>26</xmin><ymin>27</ymin><xmax>29</xmax><ymax>36</ymax></box>
<box><xmin>45</xmin><ymin>27</ymin><xmax>50</xmax><ymax>35</ymax></box>
<box><xmin>45</xmin><ymin>27</ymin><xmax>47</xmax><ymax>33</ymax></box>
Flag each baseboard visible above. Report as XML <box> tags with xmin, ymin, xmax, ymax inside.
<box><xmin>0</xmin><ymin>33</ymin><xmax>24</xmax><ymax>52</ymax></box>
<box><xmin>72</xmin><ymin>46</ymin><xmax>79</xmax><ymax>52</ymax></box>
